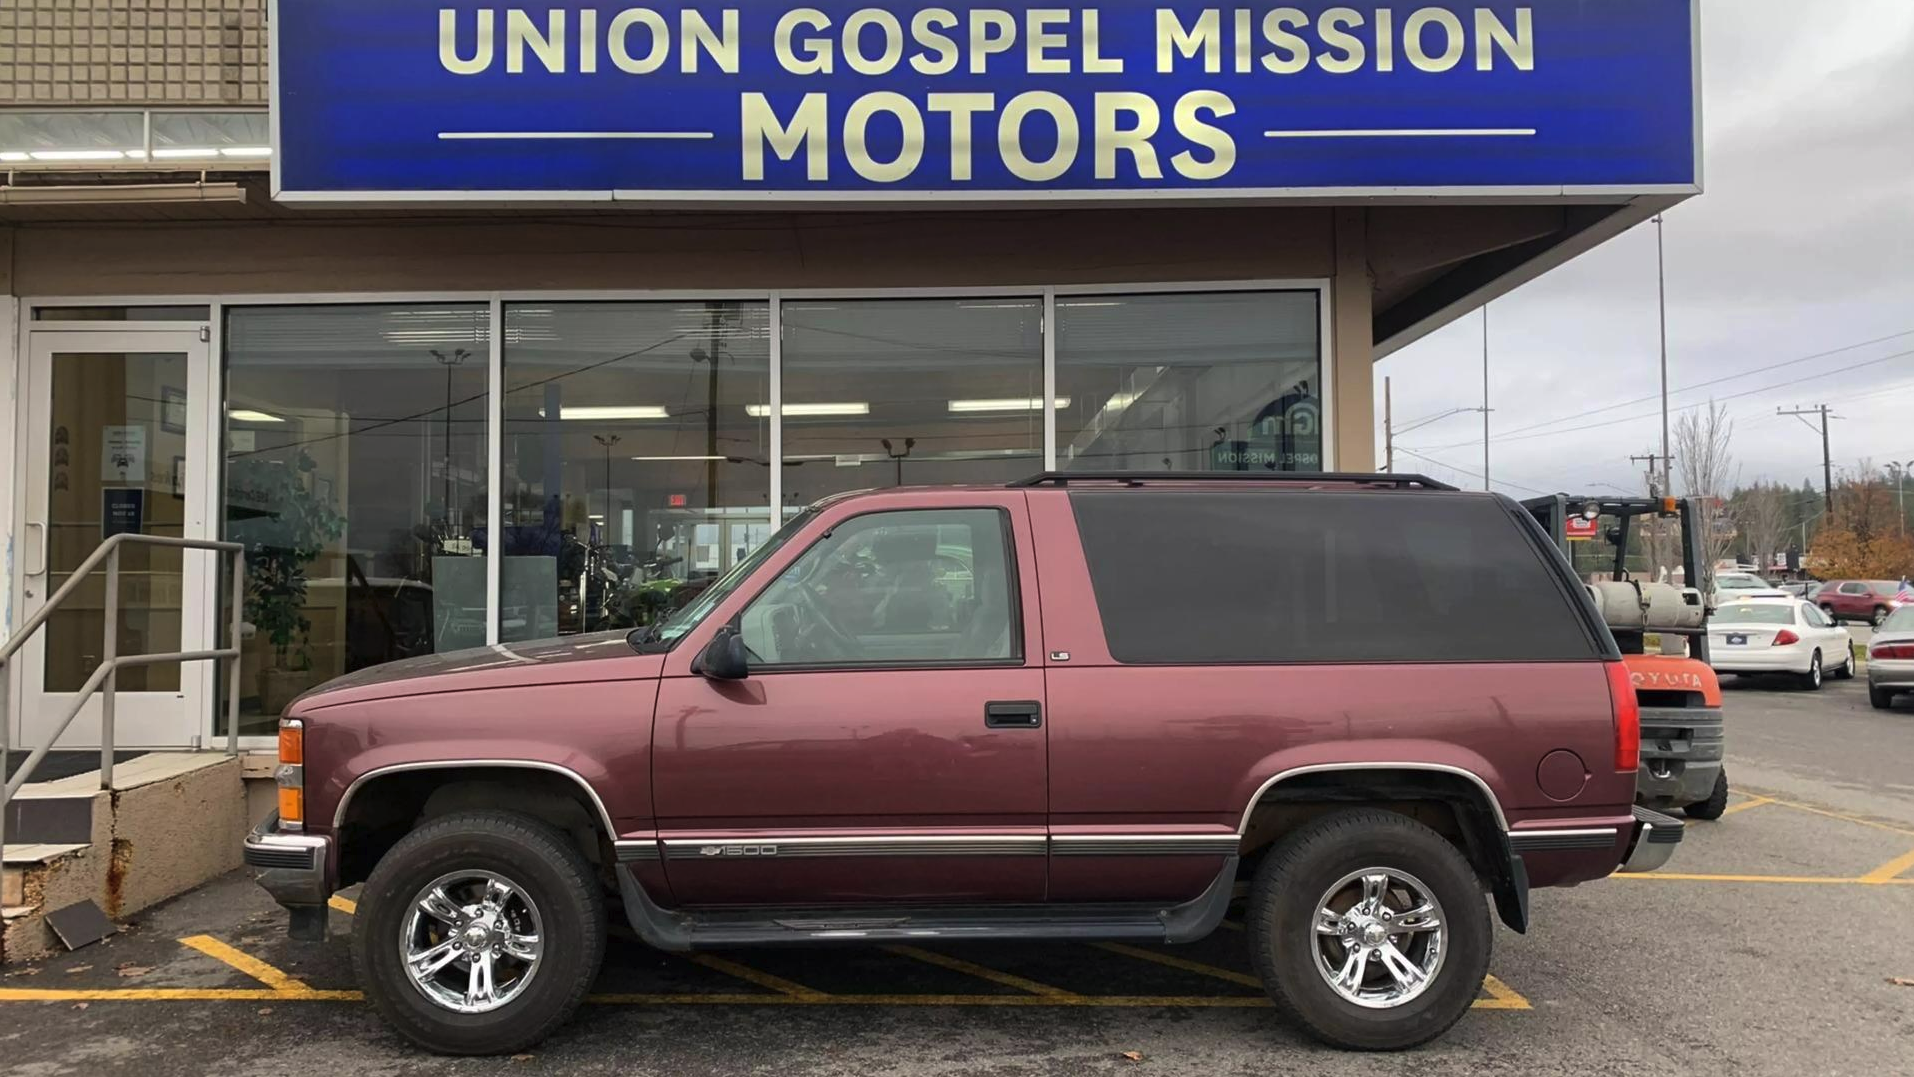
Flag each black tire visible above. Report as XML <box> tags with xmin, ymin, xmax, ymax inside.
<box><xmin>1684</xmin><ymin>769</ymin><xmax>1730</xmax><ymax>820</ymax></box>
<box><xmin>1832</xmin><ymin>647</ymin><xmax>1856</xmax><ymax>680</ymax></box>
<box><xmin>1872</xmin><ymin>686</ymin><xmax>1897</xmax><ymax>709</ymax></box>
<box><xmin>1798</xmin><ymin>650</ymin><xmax>1823</xmax><ymax>691</ymax></box>
<box><xmin>352</xmin><ymin>810</ymin><xmax>607</xmax><ymax>1056</ymax></box>
<box><xmin>1245</xmin><ymin>809</ymin><xmax>1490</xmax><ymax>1051</ymax></box>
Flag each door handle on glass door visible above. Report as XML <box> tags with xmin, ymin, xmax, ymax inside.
<box><xmin>26</xmin><ymin>521</ymin><xmax>47</xmax><ymax>577</ymax></box>
<box><xmin>984</xmin><ymin>701</ymin><xmax>1042</xmax><ymax>729</ymax></box>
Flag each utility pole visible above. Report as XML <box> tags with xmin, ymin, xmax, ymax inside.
<box><xmin>1383</xmin><ymin>376</ymin><xmax>1393</xmax><ymax>472</ymax></box>
<box><xmin>1630</xmin><ymin>452</ymin><xmax>1673</xmax><ymax>496</ymax></box>
<box><xmin>1481</xmin><ymin>305</ymin><xmax>1491</xmax><ymax>491</ymax></box>
<box><xmin>1655</xmin><ymin>215</ymin><xmax>1672</xmax><ymax>499</ymax></box>
<box><xmin>1891</xmin><ymin>460</ymin><xmax>1912</xmax><ymax>535</ymax></box>
<box><xmin>1778</xmin><ymin>405</ymin><xmax>1836</xmax><ymax>516</ymax></box>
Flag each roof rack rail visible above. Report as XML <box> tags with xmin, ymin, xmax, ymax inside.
<box><xmin>1006</xmin><ymin>471</ymin><xmax>1458</xmax><ymax>491</ymax></box>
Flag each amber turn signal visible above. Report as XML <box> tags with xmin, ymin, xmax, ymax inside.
<box><xmin>278</xmin><ymin>719</ymin><xmax>304</xmax><ymax>765</ymax></box>
<box><xmin>277</xmin><ymin>785</ymin><xmax>304</xmax><ymax>826</ymax></box>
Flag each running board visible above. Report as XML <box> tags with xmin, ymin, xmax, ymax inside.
<box><xmin>614</xmin><ymin>857</ymin><xmax>1238</xmax><ymax>952</ymax></box>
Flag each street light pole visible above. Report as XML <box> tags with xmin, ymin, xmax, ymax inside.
<box><xmin>1655</xmin><ymin>215</ymin><xmax>1672</xmax><ymax>499</ymax></box>
<box><xmin>1893</xmin><ymin>460</ymin><xmax>1912</xmax><ymax>535</ymax></box>
<box><xmin>1481</xmin><ymin>305</ymin><xmax>1490</xmax><ymax>492</ymax></box>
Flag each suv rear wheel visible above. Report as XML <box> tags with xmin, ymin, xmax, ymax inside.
<box><xmin>1245</xmin><ymin>809</ymin><xmax>1490</xmax><ymax>1051</ymax></box>
<box><xmin>352</xmin><ymin>810</ymin><xmax>606</xmax><ymax>1055</ymax></box>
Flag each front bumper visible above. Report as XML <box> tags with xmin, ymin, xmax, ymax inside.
<box><xmin>1617</xmin><ymin>806</ymin><xmax>1684</xmax><ymax>874</ymax></box>
<box><xmin>244</xmin><ymin>812</ymin><xmax>332</xmax><ymax>937</ymax></box>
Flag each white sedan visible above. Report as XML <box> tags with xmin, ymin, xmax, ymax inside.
<box><xmin>1708</xmin><ymin>597</ymin><xmax>1856</xmax><ymax>690</ymax></box>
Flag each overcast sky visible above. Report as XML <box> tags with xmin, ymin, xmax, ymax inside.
<box><xmin>1376</xmin><ymin>0</ymin><xmax>1914</xmax><ymax>499</ymax></box>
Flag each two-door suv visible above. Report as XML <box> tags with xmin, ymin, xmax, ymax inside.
<box><xmin>245</xmin><ymin>473</ymin><xmax>1681</xmax><ymax>1054</ymax></box>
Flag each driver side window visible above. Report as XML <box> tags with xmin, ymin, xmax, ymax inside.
<box><xmin>738</xmin><ymin>508</ymin><xmax>1018</xmax><ymax>667</ymax></box>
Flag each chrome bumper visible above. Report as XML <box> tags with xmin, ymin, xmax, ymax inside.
<box><xmin>243</xmin><ymin>811</ymin><xmax>332</xmax><ymax>907</ymax></box>
<box><xmin>1618</xmin><ymin>805</ymin><xmax>1684</xmax><ymax>874</ymax></box>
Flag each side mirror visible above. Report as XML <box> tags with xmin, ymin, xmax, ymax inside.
<box><xmin>693</xmin><ymin>626</ymin><xmax>750</xmax><ymax>681</ymax></box>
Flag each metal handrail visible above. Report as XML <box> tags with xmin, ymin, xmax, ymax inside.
<box><xmin>1</xmin><ymin>534</ymin><xmax>246</xmax><ymax>859</ymax></box>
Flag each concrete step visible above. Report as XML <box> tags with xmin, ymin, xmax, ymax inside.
<box><xmin>3</xmin><ymin>752</ymin><xmax>247</xmax><ymax>963</ymax></box>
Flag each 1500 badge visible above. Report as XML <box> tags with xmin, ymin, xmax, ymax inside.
<box><xmin>701</xmin><ymin>844</ymin><xmax>778</xmax><ymax>857</ymax></box>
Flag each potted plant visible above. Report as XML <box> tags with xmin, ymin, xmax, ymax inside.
<box><xmin>227</xmin><ymin>450</ymin><xmax>346</xmax><ymax>715</ymax></box>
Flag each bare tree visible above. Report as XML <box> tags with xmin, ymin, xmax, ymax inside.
<box><xmin>1675</xmin><ymin>401</ymin><xmax>1739</xmax><ymax>595</ymax></box>
<box><xmin>1734</xmin><ymin>483</ymin><xmax>1793</xmax><ymax>576</ymax></box>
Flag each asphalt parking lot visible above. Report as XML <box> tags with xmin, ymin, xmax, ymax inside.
<box><xmin>4</xmin><ymin>675</ymin><xmax>1912</xmax><ymax>1077</ymax></box>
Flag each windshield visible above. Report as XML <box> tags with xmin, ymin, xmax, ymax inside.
<box><xmin>1714</xmin><ymin>603</ymin><xmax>1795</xmax><ymax>625</ymax></box>
<box><xmin>630</xmin><ymin>509</ymin><xmax>815</xmax><ymax>651</ymax></box>
<box><xmin>1718</xmin><ymin>575</ymin><xmax>1768</xmax><ymax>590</ymax></box>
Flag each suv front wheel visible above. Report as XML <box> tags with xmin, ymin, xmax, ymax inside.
<box><xmin>1245</xmin><ymin>809</ymin><xmax>1491</xmax><ymax>1050</ymax></box>
<box><xmin>352</xmin><ymin>810</ymin><xmax>607</xmax><ymax>1055</ymax></box>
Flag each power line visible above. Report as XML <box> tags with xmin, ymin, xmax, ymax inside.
<box><xmin>1393</xmin><ymin>447</ymin><xmax>1551</xmax><ymax>496</ymax></box>
<box><xmin>1443</xmin><ymin>326</ymin><xmax>1914</xmax><ymax>445</ymax></box>
<box><xmin>1406</xmin><ymin>346</ymin><xmax>1914</xmax><ymax>453</ymax></box>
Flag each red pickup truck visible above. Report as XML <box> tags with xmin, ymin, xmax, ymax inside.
<box><xmin>245</xmin><ymin>473</ymin><xmax>1679</xmax><ymax>1054</ymax></box>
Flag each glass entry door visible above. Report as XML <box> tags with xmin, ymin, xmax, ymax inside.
<box><xmin>15</xmin><ymin>329</ymin><xmax>214</xmax><ymax>750</ymax></box>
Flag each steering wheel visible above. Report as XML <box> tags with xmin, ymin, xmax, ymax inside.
<box><xmin>786</xmin><ymin>578</ymin><xmax>859</xmax><ymax>660</ymax></box>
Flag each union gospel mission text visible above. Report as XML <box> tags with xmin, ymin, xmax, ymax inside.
<box><xmin>437</xmin><ymin>7</ymin><xmax>1536</xmax><ymax>184</ymax></box>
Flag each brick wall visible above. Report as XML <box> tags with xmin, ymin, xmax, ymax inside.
<box><xmin>0</xmin><ymin>0</ymin><xmax>266</xmax><ymax>105</ymax></box>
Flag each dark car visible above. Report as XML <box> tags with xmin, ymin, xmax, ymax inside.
<box><xmin>245</xmin><ymin>473</ymin><xmax>1679</xmax><ymax>1055</ymax></box>
<box><xmin>1817</xmin><ymin>580</ymin><xmax>1904</xmax><ymax>626</ymax></box>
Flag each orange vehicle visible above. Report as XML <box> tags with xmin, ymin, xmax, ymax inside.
<box><xmin>1525</xmin><ymin>495</ymin><xmax>1729</xmax><ymax>819</ymax></box>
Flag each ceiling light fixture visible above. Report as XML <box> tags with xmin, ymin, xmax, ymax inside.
<box><xmin>948</xmin><ymin>397</ymin><xmax>1071</xmax><ymax>413</ymax></box>
<box><xmin>544</xmin><ymin>405</ymin><xmax>669</xmax><ymax>420</ymax></box>
<box><xmin>746</xmin><ymin>402</ymin><xmax>870</xmax><ymax>417</ymax></box>
<box><xmin>228</xmin><ymin>408</ymin><xmax>285</xmax><ymax>423</ymax></box>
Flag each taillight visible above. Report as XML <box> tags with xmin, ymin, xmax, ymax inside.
<box><xmin>277</xmin><ymin>719</ymin><xmax>305</xmax><ymax>831</ymax></box>
<box><xmin>1771</xmin><ymin>629</ymin><xmax>1800</xmax><ymax>646</ymax></box>
<box><xmin>1604</xmin><ymin>662</ymin><xmax>1640</xmax><ymax>772</ymax></box>
<box><xmin>1874</xmin><ymin>642</ymin><xmax>1914</xmax><ymax>660</ymax></box>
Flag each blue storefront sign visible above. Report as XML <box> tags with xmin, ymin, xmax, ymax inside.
<box><xmin>272</xmin><ymin>1</ymin><xmax>1698</xmax><ymax>202</ymax></box>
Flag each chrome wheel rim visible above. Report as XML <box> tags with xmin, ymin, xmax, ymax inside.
<box><xmin>1312</xmin><ymin>868</ymin><xmax>1447</xmax><ymax>1009</ymax></box>
<box><xmin>1809</xmin><ymin>653</ymin><xmax>1822</xmax><ymax>687</ymax></box>
<box><xmin>400</xmin><ymin>869</ymin><xmax>544</xmax><ymax>1014</ymax></box>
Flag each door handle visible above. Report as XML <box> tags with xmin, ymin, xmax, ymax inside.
<box><xmin>985</xmin><ymin>700</ymin><xmax>1042</xmax><ymax>729</ymax></box>
<box><xmin>26</xmin><ymin>521</ymin><xmax>47</xmax><ymax>576</ymax></box>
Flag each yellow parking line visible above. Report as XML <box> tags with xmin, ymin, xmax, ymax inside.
<box><xmin>1749</xmin><ymin>794</ymin><xmax>1914</xmax><ymax>838</ymax></box>
<box><xmin>328</xmin><ymin>895</ymin><xmax>357</xmax><ymax>915</ymax></box>
<box><xmin>1090</xmin><ymin>942</ymin><xmax>1263</xmax><ymax>989</ymax></box>
<box><xmin>1859</xmin><ymin>848</ymin><xmax>1914</xmax><ymax>884</ymax></box>
<box><xmin>178</xmin><ymin>935</ymin><xmax>318</xmax><ymax>995</ymax></box>
<box><xmin>1613</xmin><ymin>872</ymin><xmax>1914</xmax><ymax>885</ymax></box>
<box><xmin>0</xmin><ymin>987</ymin><xmax>363</xmax><ymax>1002</ymax></box>
<box><xmin>883</xmin><ymin>945</ymin><xmax>1081</xmax><ymax>998</ymax></box>
<box><xmin>1719</xmin><ymin>796</ymin><xmax>1775</xmax><ymax>816</ymax></box>
<box><xmin>684</xmin><ymin>954</ymin><xmax>831</xmax><ymax>1000</ymax></box>
<box><xmin>1475</xmin><ymin>975</ymin><xmax>1532</xmax><ymax>1010</ymax></box>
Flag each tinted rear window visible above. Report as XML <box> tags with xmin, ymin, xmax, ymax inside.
<box><xmin>1070</xmin><ymin>490</ymin><xmax>1597</xmax><ymax>664</ymax></box>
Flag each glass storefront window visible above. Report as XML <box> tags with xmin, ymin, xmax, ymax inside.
<box><xmin>779</xmin><ymin>298</ymin><xmax>1044</xmax><ymax>506</ymax></box>
<box><xmin>1056</xmin><ymin>291</ymin><xmax>1322</xmax><ymax>473</ymax></box>
<box><xmin>222</xmin><ymin>304</ymin><xmax>490</xmax><ymax>734</ymax></box>
<box><xmin>501</xmin><ymin>302</ymin><xmax>771</xmax><ymax>641</ymax></box>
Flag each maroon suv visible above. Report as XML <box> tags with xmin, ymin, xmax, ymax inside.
<box><xmin>1817</xmin><ymin>579</ymin><xmax>1904</xmax><ymax>627</ymax></box>
<box><xmin>245</xmin><ymin>473</ymin><xmax>1680</xmax><ymax>1054</ymax></box>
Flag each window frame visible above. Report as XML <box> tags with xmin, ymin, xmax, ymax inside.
<box><xmin>19</xmin><ymin>279</ymin><xmax>1326</xmax><ymax>748</ymax></box>
<box><xmin>726</xmin><ymin>506</ymin><xmax>1026</xmax><ymax>675</ymax></box>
